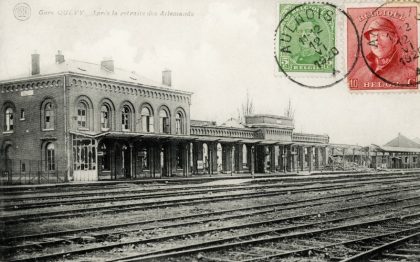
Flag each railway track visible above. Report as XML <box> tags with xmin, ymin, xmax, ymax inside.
<box><xmin>0</xmin><ymin>171</ymin><xmax>388</xmax><ymax>195</ymax></box>
<box><xmin>342</xmin><ymin>230</ymin><xmax>420</xmax><ymax>262</ymax></box>
<box><xmin>3</xmin><ymin>171</ymin><xmax>420</xmax><ymax>262</ymax></box>
<box><xmin>0</xmin><ymin>174</ymin><xmax>310</xmax><ymax>196</ymax></box>
<box><xmin>5</xmin><ymin>191</ymin><xmax>420</xmax><ymax>262</ymax></box>
<box><xmin>2</xmin><ymin>173</ymin><xmax>418</xmax><ymax>211</ymax></box>
<box><xmin>0</xmin><ymin>172</ymin><xmax>411</xmax><ymax>200</ymax></box>
<box><xmin>2</xmin><ymin>176</ymin><xmax>419</xmax><ymax>225</ymax></box>
<box><xmin>3</xmin><ymin>183</ymin><xmax>418</xmax><ymax>247</ymax></box>
<box><xmin>109</xmin><ymin>214</ymin><xmax>420</xmax><ymax>262</ymax></box>
<box><xmin>2</xmin><ymin>170</ymin><xmax>418</xmax><ymax>200</ymax></box>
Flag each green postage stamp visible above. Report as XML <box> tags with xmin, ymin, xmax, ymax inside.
<box><xmin>277</xmin><ymin>4</ymin><xmax>336</xmax><ymax>73</ymax></box>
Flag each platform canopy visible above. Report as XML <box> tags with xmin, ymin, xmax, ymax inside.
<box><xmin>70</xmin><ymin>130</ymin><xmax>195</xmax><ymax>141</ymax></box>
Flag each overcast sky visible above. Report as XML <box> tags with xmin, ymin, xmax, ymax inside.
<box><xmin>1</xmin><ymin>0</ymin><xmax>419</xmax><ymax>145</ymax></box>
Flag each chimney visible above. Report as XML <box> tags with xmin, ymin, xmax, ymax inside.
<box><xmin>31</xmin><ymin>52</ymin><xmax>40</xmax><ymax>75</ymax></box>
<box><xmin>55</xmin><ymin>50</ymin><xmax>65</xmax><ymax>64</ymax></box>
<box><xmin>101</xmin><ymin>57</ymin><xmax>114</xmax><ymax>72</ymax></box>
<box><xmin>162</xmin><ymin>69</ymin><xmax>171</xmax><ymax>86</ymax></box>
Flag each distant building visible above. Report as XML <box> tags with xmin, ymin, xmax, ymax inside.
<box><xmin>372</xmin><ymin>133</ymin><xmax>420</xmax><ymax>169</ymax></box>
<box><xmin>328</xmin><ymin>134</ymin><xmax>420</xmax><ymax>170</ymax></box>
<box><xmin>1</xmin><ymin>51</ymin><xmax>331</xmax><ymax>184</ymax></box>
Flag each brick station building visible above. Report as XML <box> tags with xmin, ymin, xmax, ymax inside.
<box><xmin>1</xmin><ymin>51</ymin><xmax>333</xmax><ymax>183</ymax></box>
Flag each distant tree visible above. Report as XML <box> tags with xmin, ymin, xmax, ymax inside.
<box><xmin>284</xmin><ymin>98</ymin><xmax>295</xmax><ymax>121</ymax></box>
<box><xmin>237</xmin><ymin>90</ymin><xmax>254</xmax><ymax>123</ymax></box>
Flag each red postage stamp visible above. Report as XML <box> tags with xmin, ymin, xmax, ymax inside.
<box><xmin>347</xmin><ymin>6</ymin><xmax>418</xmax><ymax>90</ymax></box>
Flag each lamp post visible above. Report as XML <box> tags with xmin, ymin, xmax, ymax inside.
<box><xmin>122</xmin><ymin>145</ymin><xmax>127</xmax><ymax>177</ymax></box>
<box><xmin>251</xmin><ymin>146</ymin><xmax>255</xmax><ymax>179</ymax></box>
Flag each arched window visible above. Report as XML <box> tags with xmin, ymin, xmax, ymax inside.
<box><xmin>159</xmin><ymin>108</ymin><xmax>170</xmax><ymax>134</ymax></box>
<box><xmin>175</xmin><ymin>112</ymin><xmax>184</xmax><ymax>134</ymax></box>
<box><xmin>46</xmin><ymin>143</ymin><xmax>55</xmax><ymax>171</ymax></box>
<box><xmin>100</xmin><ymin>104</ymin><xmax>111</xmax><ymax>131</ymax></box>
<box><xmin>141</xmin><ymin>107</ymin><xmax>154</xmax><ymax>132</ymax></box>
<box><xmin>44</xmin><ymin>102</ymin><xmax>55</xmax><ymax>130</ymax></box>
<box><xmin>121</xmin><ymin>105</ymin><xmax>131</xmax><ymax>131</ymax></box>
<box><xmin>5</xmin><ymin>108</ymin><xmax>14</xmax><ymax>131</ymax></box>
<box><xmin>77</xmin><ymin>101</ymin><xmax>88</xmax><ymax>129</ymax></box>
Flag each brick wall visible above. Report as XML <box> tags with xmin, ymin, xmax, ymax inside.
<box><xmin>0</xmin><ymin>76</ymin><xmax>67</xmax><ymax>180</ymax></box>
<box><xmin>67</xmin><ymin>75</ymin><xmax>191</xmax><ymax>135</ymax></box>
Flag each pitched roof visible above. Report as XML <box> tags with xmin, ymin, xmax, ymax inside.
<box><xmin>378</xmin><ymin>146</ymin><xmax>420</xmax><ymax>153</ymax></box>
<box><xmin>384</xmin><ymin>133</ymin><xmax>420</xmax><ymax>148</ymax></box>
<box><xmin>0</xmin><ymin>59</ymin><xmax>192</xmax><ymax>94</ymax></box>
<box><xmin>413</xmin><ymin>137</ymin><xmax>420</xmax><ymax>144</ymax></box>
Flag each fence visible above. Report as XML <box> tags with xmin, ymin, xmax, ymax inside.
<box><xmin>0</xmin><ymin>159</ymin><xmax>67</xmax><ymax>185</ymax></box>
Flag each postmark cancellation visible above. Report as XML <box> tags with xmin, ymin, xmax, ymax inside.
<box><xmin>276</xmin><ymin>1</ymin><xmax>420</xmax><ymax>92</ymax></box>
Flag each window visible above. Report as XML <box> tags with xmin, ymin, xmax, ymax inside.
<box><xmin>44</xmin><ymin>102</ymin><xmax>54</xmax><ymax>130</ymax></box>
<box><xmin>5</xmin><ymin>108</ymin><xmax>14</xmax><ymax>131</ymax></box>
<box><xmin>141</xmin><ymin>107</ymin><xmax>154</xmax><ymax>132</ymax></box>
<box><xmin>121</xmin><ymin>106</ymin><xmax>131</xmax><ymax>131</ymax></box>
<box><xmin>405</xmin><ymin>156</ymin><xmax>409</xmax><ymax>164</ymax></box>
<box><xmin>77</xmin><ymin>102</ymin><xmax>88</xmax><ymax>129</ymax></box>
<box><xmin>46</xmin><ymin>143</ymin><xmax>55</xmax><ymax>171</ymax></box>
<box><xmin>175</xmin><ymin>112</ymin><xmax>184</xmax><ymax>134</ymax></box>
<box><xmin>100</xmin><ymin>104</ymin><xmax>111</xmax><ymax>131</ymax></box>
<box><xmin>159</xmin><ymin>109</ymin><xmax>170</xmax><ymax>134</ymax></box>
<box><xmin>72</xmin><ymin>136</ymin><xmax>96</xmax><ymax>171</ymax></box>
<box><xmin>20</xmin><ymin>109</ymin><xmax>25</xmax><ymax>120</ymax></box>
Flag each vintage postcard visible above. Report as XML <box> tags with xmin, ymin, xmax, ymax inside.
<box><xmin>1</xmin><ymin>0</ymin><xmax>420</xmax><ymax>261</ymax></box>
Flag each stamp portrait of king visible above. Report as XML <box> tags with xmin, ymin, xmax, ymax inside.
<box><xmin>347</xmin><ymin>7</ymin><xmax>418</xmax><ymax>90</ymax></box>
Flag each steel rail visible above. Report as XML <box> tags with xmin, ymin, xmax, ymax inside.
<box><xmin>5</xmin><ymin>186</ymin><xmax>419</xmax><ymax>250</ymax></box>
<box><xmin>0</xmin><ymin>173</ymin><xmax>331</xmax><ymax>195</ymax></box>
<box><xmin>239</xmin><ymin>227</ymin><xmax>420</xmax><ymax>262</ymax></box>
<box><xmin>0</xmin><ymin>180</ymin><xmax>279</xmax><ymax>202</ymax></box>
<box><xmin>112</xmin><ymin>213</ymin><xmax>420</xmax><ymax>262</ymax></box>
<box><xmin>6</xmin><ymin>174</ymin><xmax>415</xmax><ymax>210</ymax></box>
<box><xmin>3</xmin><ymin>182</ymin><xmax>417</xmax><ymax>244</ymax></box>
<box><xmin>6</xmin><ymin>197</ymin><xmax>420</xmax><ymax>261</ymax></box>
<box><xmin>340</xmin><ymin>231</ymin><xmax>420</xmax><ymax>262</ymax></box>
<box><xmin>2</xmin><ymin>170</ymin><xmax>418</xmax><ymax>197</ymax></box>
<box><xmin>3</xmin><ymin>178</ymin><xmax>411</xmax><ymax>225</ymax></box>
<box><xmin>3</xmin><ymin>172</ymin><xmax>416</xmax><ymax>203</ymax></box>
